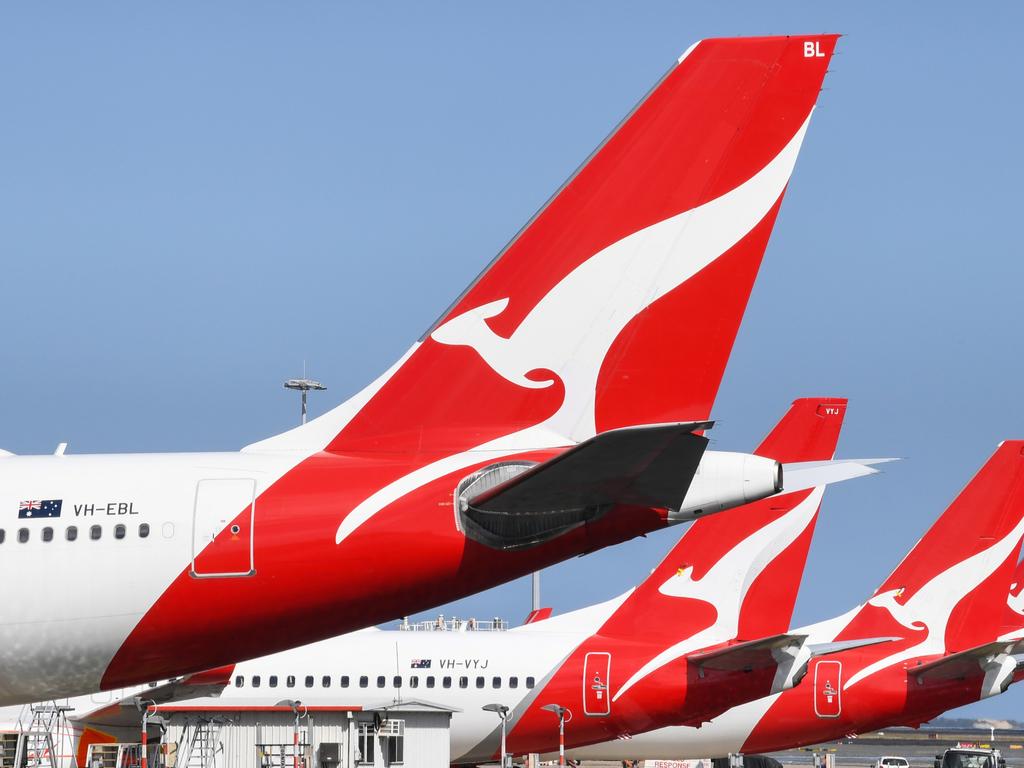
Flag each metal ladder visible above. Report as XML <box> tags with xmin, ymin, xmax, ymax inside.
<box><xmin>14</xmin><ymin>703</ymin><xmax>76</xmax><ymax>768</ymax></box>
<box><xmin>176</xmin><ymin>721</ymin><xmax>220</xmax><ymax>768</ymax></box>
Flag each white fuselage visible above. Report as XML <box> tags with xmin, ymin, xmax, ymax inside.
<box><xmin>0</xmin><ymin>450</ymin><xmax>302</xmax><ymax>704</ymax></box>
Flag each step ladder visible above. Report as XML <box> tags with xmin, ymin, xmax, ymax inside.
<box><xmin>14</xmin><ymin>703</ymin><xmax>76</xmax><ymax>768</ymax></box>
<box><xmin>176</xmin><ymin>721</ymin><xmax>220</xmax><ymax>768</ymax></box>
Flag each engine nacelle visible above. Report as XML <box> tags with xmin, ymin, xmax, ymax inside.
<box><xmin>670</xmin><ymin>451</ymin><xmax>783</xmax><ymax>521</ymax></box>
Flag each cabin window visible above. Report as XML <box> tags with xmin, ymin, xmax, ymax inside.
<box><xmin>475</xmin><ymin>676</ymin><xmax>485</xmax><ymax>689</ymax></box>
<box><xmin>139</xmin><ymin>523</ymin><xmax>150</xmax><ymax>538</ymax></box>
<box><xmin>393</xmin><ymin>676</ymin><xmax>402</xmax><ymax>688</ymax></box>
<box><xmin>42</xmin><ymin>527</ymin><xmax>54</xmax><ymax>542</ymax></box>
<box><xmin>409</xmin><ymin>676</ymin><xmax>419</xmax><ymax>689</ymax></box>
<box><xmin>442</xmin><ymin>676</ymin><xmax>451</xmax><ymax>689</ymax></box>
<box><xmin>425</xmin><ymin>676</ymin><xmax>435</xmax><ymax>688</ymax></box>
<box><xmin>234</xmin><ymin>675</ymin><xmax>244</xmax><ymax>688</ymax></box>
<box><xmin>509</xmin><ymin>676</ymin><xmax>518</xmax><ymax>689</ymax></box>
<box><xmin>252</xmin><ymin>676</ymin><xmax>261</xmax><ymax>688</ymax></box>
<box><xmin>90</xmin><ymin>525</ymin><xmax>101</xmax><ymax>541</ymax></box>
<box><xmin>376</xmin><ymin>676</ymin><xmax>385</xmax><ymax>688</ymax></box>
<box><xmin>18</xmin><ymin>528</ymin><xmax>29</xmax><ymax>543</ymax></box>
<box><xmin>492</xmin><ymin>676</ymin><xmax>501</xmax><ymax>689</ymax></box>
<box><xmin>304</xmin><ymin>676</ymin><xmax>314</xmax><ymax>688</ymax></box>
<box><xmin>359</xmin><ymin>676</ymin><xmax>368</xmax><ymax>688</ymax></box>
<box><xmin>269</xmin><ymin>676</ymin><xmax>278</xmax><ymax>688</ymax></box>
<box><xmin>66</xmin><ymin>526</ymin><xmax>78</xmax><ymax>541</ymax></box>
<box><xmin>321</xmin><ymin>675</ymin><xmax>331</xmax><ymax>688</ymax></box>
<box><xmin>340</xmin><ymin>676</ymin><xmax>350</xmax><ymax>688</ymax></box>
<box><xmin>526</xmin><ymin>676</ymin><xmax>536</xmax><ymax>689</ymax></box>
<box><xmin>286</xmin><ymin>675</ymin><xmax>295</xmax><ymax>688</ymax></box>
<box><xmin>0</xmin><ymin>529</ymin><xmax>5</xmax><ymax>544</ymax></box>
<box><xmin>458</xmin><ymin>676</ymin><xmax>468</xmax><ymax>689</ymax></box>
<box><xmin>114</xmin><ymin>524</ymin><xmax>126</xmax><ymax>540</ymax></box>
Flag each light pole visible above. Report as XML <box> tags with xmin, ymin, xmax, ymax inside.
<box><xmin>540</xmin><ymin>704</ymin><xmax>572</xmax><ymax>767</ymax></box>
<box><xmin>482</xmin><ymin>704</ymin><xmax>510</xmax><ymax>768</ymax></box>
<box><xmin>284</xmin><ymin>378</ymin><xmax>327</xmax><ymax>425</ymax></box>
<box><xmin>277</xmin><ymin>700</ymin><xmax>308</xmax><ymax>768</ymax></box>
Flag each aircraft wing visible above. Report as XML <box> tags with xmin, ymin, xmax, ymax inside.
<box><xmin>908</xmin><ymin>638</ymin><xmax>1024</xmax><ymax>685</ymax></box>
<box><xmin>460</xmin><ymin>422</ymin><xmax>711</xmax><ymax>549</ymax></box>
<box><xmin>70</xmin><ymin>666</ymin><xmax>234</xmax><ymax>730</ymax></box>
<box><xmin>687</xmin><ymin>633</ymin><xmax>808</xmax><ymax>673</ymax></box>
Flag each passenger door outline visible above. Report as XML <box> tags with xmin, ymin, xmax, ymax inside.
<box><xmin>192</xmin><ymin>478</ymin><xmax>256</xmax><ymax>578</ymax></box>
<box><xmin>813</xmin><ymin>659</ymin><xmax>842</xmax><ymax>718</ymax></box>
<box><xmin>583</xmin><ymin>651</ymin><xmax>611</xmax><ymax>716</ymax></box>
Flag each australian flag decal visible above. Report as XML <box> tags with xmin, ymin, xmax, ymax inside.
<box><xmin>410</xmin><ymin>659</ymin><xmax>431</xmax><ymax>669</ymax></box>
<box><xmin>19</xmin><ymin>499</ymin><xmax>62</xmax><ymax>519</ymax></box>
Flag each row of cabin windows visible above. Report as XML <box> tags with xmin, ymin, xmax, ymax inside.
<box><xmin>234</xmin><ymin>673</ymin><xmax>536</xmax><ymax>691</ymax></box>
<box><xmin>0</xmin><ymin>523</ymin><xmax>150</xmax><ymax>544</ymax></box>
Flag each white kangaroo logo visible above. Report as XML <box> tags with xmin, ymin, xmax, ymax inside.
<box><xmin>334</xmin><ymin>116</ymin><xmax>814</xmax><ymax>545</ymax></box>
<box><xmin>845</xmin><ymin>514</ymin><xmax>1024</xmax><ymax>689</ymax></box>
<box><xmin>612</xmin><ymin>486</ymin><xmax>825</xmax><ymax>702</ymax></box>
<box><xmin>865</xmin><ymin>587</ymin><xmax>925</xmax><ymax>632</ymax></box>
<box><xmin>431</xmin><ymin>115</ymin><xmax>812</xmax><ymax>444</ymax></box>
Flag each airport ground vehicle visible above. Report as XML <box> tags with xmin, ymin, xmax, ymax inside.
<box><xmin>935</xmin><ymin>746</ymin><xmax>1005</xmax><ymax>768</ymax></box>
<box><xmin>877</xmin><ymin>756</ymin><xmax>909</xmax><ymax>768</ymax></box>
<box><xmin>0</xmin><ymin>34</ymin><xmax>838</xmax><ymax>706</ymax></box>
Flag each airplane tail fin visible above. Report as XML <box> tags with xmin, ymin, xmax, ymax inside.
<box><xmin>599</xmin><ymin>397</ymin><xmax>848</xmax><ymax>643</ymax></box>
<box><xmin>842</xmin><ymin>442</ymin><xmax>1024</xmax><ymax>653</ymax></box>
<box><xmin>247</xmin><ymin>35</ymin><xmax>838</xmax><ymax>455</ymax></box>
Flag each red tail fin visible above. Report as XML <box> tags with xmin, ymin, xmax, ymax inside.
<box><xmin>265</xmin><ymin>36</ymin><xmax>837</xmax><ymax>454</ymax></box>
<box><xmin>599</xmin><ymin>397</ymin><xmax>847</xmax><ymax>642</ymax></box>
<box><xmin>841</xmin><ymin>442</ymin><xmax>1024</xmax><ymax>652</ymax></box>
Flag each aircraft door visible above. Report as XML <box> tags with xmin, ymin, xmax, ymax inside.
<box><xmin>583</xmin><ymin>652</ymin><xmax>611</xmax><ymax>716</ymax></box>
<box><xmin>813</xmin><ymin>659</ymin><xmax>842</xmax><ymax>718</ymax></box>
<box><xmin>192</xmin><ymin>478</ymin><xmax>256</xmax><ymax>577</ymax></box>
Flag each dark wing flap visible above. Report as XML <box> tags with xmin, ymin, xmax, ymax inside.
<box><xmin>909</xmin><ymin>639</ymin><xmax>1024</xmax><ymax>684</ymax></box>
<box><xmin>688</xmin><ymin>633</ymin><xmax>807</xmax><ymax>673</ymax></box>
<box><xmin>459</xmin><ymin>422</ymin><xmax>710</xmax><ymax>550</ymax></box>
<box><xmin>468</xmin><ymin>421</ymin><xmax>712</xmax><ymax>514</ymax></box>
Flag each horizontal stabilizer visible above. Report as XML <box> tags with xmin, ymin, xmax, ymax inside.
<box><xmin>460</xmin><ymin>422</ymin><xmax>711</xmax><ymax>549</ymax></box>
<box><xmin>71</xmin><ymin>666</ymin><xmax>234</xmax><ymax>729</ymax></box>
<box><xmin>781</xmin><ymin>458</ymin><xmax>897</xmax><ymax>493</ymax></box>
<box><xmin>807</xmin><ymin>636</ymin><xmax>899</xmax><ymax>657</ymax></box>
<box><xmin>909</xmin><ymin>638</ymin><xmax>1024</xmax><ymax>684</ymax></box>
<box><xmin>688</xmin><ymin>633</ymin><xmax>807</xmax><ymax>673</ymax></box>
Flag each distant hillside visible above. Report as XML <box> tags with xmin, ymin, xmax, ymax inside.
<box><xmin>926</xmin><ymin>717</ymin><xmax>1024</xmax><ymax>731</ymax></box>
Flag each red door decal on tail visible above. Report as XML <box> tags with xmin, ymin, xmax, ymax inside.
<box><xmin>583</xmin><ymin>652</ymin><xmax>611</xmax><ymax>716</ymax></box>
<box><xmin>813</xmin><ymin>659</ymin><xmax>842</xmax><ymax>718</ymax></box>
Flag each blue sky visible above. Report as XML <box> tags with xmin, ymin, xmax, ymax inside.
<box><xmin>4</xmin><ymin>3</ymin><xmax>1024</xmax><ymax>719</ymax></box>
